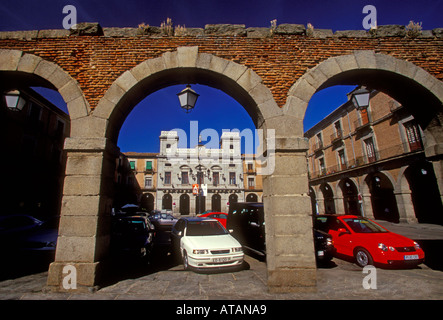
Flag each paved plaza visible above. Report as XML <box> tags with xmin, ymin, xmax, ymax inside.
<box><xmin>0</xmin><ymin>220</ymin><xmax>442</xmax><ymax>301</ymax></box>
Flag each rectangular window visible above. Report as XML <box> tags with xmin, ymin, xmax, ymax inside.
<box><xmin>364</xmin><ymin>138</ymin><xmax>376</xmax><ymax>163</ymax></box>
<box><xmin>229</xmin><ymin>172</ymin><xmax>236</xmax><ymax>185</ymax></box>
<box><xmin>146</xmin><ymin>161</ymin><xmax>152</xmax><ymax>170</ymax></box>
<box><xmin>360</xmin><ymin>108</ymin><xmax>369</xmax><ymax>125</ymax></box>
<box><xmin>129</xmin><ymin>161</ymin><xmax>136</xmax><ymax>170</ymax></box>
<box><xmin>338</xmin><ymin>149</ymin><xmax>346</xmax><ymax>170</ymax></box>
<box><xmin>248</xmin><ymin>177</ymin><xmax>255</xmax><ymax>189</ymax></box>
<box><xmin>144</xmin><ymin>177</ymin><xmax>152</xmax><ymax>188</ymax></box>
<box><xmin>404</xmin><ymin>121</ymin><xmax>422</xmax><ymax>152</ymax></box>
<box><xmin>181</xmin><ymin>172</ymin><xmax>189</xmax><ymax>185</ymax></box>
<box><xmin>318</xmin><ymin>158</ymin><xmax>326</xmax><ymax>175</ymax></box>
<box><xmin>165</xmin><ymin>172</ymin><xmax>171</xmax><ymax>185</ymax></box>
<box><xmin>213</xmin><ymin>172</ymin><xmax>219</xmax><ymax>186</ymax></box>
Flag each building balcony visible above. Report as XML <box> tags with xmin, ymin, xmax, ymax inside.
<box><xmin>313</xmin><ymin>141</ymin><xmax>324</xmax><ymax>153</ymax></box>
<box><xmin>354</xmin><ymin>112</ymin><xmax>373</xmax><ymax>131</ymax></box>
<box><xmin>330</xmin><ymin>130</ymin><xmax>343</xmax><ymax>144</ymax></box>
<box><xmin>308</xmin><ymin>142</ymin><xmax>424</xmax><ymax>180</ymax></box>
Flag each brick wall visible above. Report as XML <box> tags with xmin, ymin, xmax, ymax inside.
<box><xmin>1</xmin><ymin>25</ymin><xmax>442</xmax><ymax>110</ymax></box>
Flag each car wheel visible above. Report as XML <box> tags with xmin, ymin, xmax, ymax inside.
<box><xmin>182</xmin><ymin>251</ymin><xmax>189</xmax><ymax>270</ymax></box>
<box><xmin>354</xmin><ymin>248</ymin><xmax>373</xmax><ymax>267</ymax></box>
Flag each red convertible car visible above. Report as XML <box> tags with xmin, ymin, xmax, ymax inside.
<box><xmin>314</xmin><ymin>215</ymin><xmax>425</xmax><ymax>268</ymax></box>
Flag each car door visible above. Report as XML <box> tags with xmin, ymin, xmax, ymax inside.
<box><xmin>171</xmin><ymin>219</ymin><xmax>185</xmax><ymax>253</ymax></box>
<box><xmin>326</xmin><ymin>217</ymin><xmax>353</xmax><ymax>256</ymax></box>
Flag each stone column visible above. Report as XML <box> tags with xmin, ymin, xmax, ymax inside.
<box><xmin>395</xmin><ymin>189</ymin><xmax>418</xmax><ymax>224</ymax></box>
<box><xmin>46</xmin><ymin>136</ymin><xmax>117</xmax><ymax>292</ymax></box>
<box><xmin>333</xmin><ymin>196</ymin><xmax>345</xmax><ymax>214</ymax></box>
<box><xmin>261</xmin><ymin>126</ymin><xmax>317</xmax><ymax>293</ymax></box>
<box><xmin>361</xmin><ymin>193</ymin><xmax>375</xmax><ymax>220</ymax></box>
<box><xmin>430</xmin><ymin>157</ymin><xmax>443</xmax><ymax>205</ymax></box>
<box><xmin>316</xmin><ymin>194</ymin><xmax>325</xmax><ymax>214</ymax></box>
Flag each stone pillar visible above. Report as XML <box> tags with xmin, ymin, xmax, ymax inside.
<box><xmin>430</xmin><ymin>157</ymin><xmax>443</xmax><ymax>205</ymax></box>
<box><xmin>395</xmin><ymin>189</ymin><xmax>418</xmax><ymax>224</ymax></box>
<box><xmin>334</xmin><ymin>196</ymin><xmax>345</xmax><ymax>214</ymax></box>
<box><xmin>361</xmin><ymin>193</ymin><xmax>375</xmax><ymax>219</ymax></box>
<box><xmin>46</xmin><ymin>136</ymin><xmax>118</xmax><ymax>292</ymax></box>
<box><xmin>316</xmin><ymin>194</ymin><xmax>325</xmax><ymax>214</ymax></box>
<box><xmin>261</xmin><ymin>128</ymin><xmax>317</xmax><ymax>293</ymax></box>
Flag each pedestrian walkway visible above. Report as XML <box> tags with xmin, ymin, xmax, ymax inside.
<box><xmin>375</xmin><ymin>220</ymin><xmax>443</xmax><ymax>240</ymax></box>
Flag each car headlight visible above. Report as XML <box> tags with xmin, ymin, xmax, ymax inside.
<box><xmin>326</xmin><ymin>238</ymin><xmax>333</xmax><ymax>246</ymax></box>
<box><xmin>414</xmin><ymin>241</ymin><xmax>421</xmax><ymax>250</ymax></box>
<box><xmin>192</xmin><ymin>249</ymin><xmax>209</xmax><ymax>254</ymax></box>
<box><xmin>378</xmin><ymin>243</ymin><xmax>395</xmax><ymax>252</ymax></box>
<box><xmin>232</xmin><ymin>247</ymin><xmax>243</xmax><ymax>253</ymax></box>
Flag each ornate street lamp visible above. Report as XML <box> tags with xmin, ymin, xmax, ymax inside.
<box><xmin>351</xmin><ymin>86</ymin><xmax>371</xmax><ymax>110</ymax></box>
<box><xmin>4</xmin><ymin>90</ymin><xmax>26</xmax><ymax>111</ymax></box>
<box><xmin>177</xmin><ymin>85</ymin><xmax>199</xmax><ymax>113</ymax></box>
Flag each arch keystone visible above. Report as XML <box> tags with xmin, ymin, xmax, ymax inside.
<box><xmin>177</xmin><ymin>46</ymin><xmax>199</xmax><ymax>67</ymax></box>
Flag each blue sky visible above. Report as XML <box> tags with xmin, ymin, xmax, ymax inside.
<box><xmin>2</xmin><ymin>0</ymin><xmax>442</xmax><ymax>152</ymax></box>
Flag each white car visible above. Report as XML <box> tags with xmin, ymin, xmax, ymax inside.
<box><xmin>170</xmin><ymin>217</ymin><xmax>244</xmax><ymax>270</ymax></box>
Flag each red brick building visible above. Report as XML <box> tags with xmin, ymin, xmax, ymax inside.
<box><xmin>305</xmin><ymin>86</ymin><xmax>443</xmax><ymax>224</ymax></box>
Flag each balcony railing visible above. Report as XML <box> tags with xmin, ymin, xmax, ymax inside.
<box><xmin>354</xmin><ymin>111</ymin><xmax>373</xmax><ymax>131</ymax></box>
<box><xmin>308</xmin><ymin>142</ymin><xmax>423</xmax><ymax>180</ymax></box>
<box><xmin>313</xmin><ymin>141</ymin><xmax>324</xmax><ymax>152</ymax></box>
<box><xmin>330</xmin><ymin>130</ymin><xmax>343</xmax><ymax>143</ymax></box>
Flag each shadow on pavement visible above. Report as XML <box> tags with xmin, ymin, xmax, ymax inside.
<box><xmin>0</xmin><ymin>251</ymin><xmax>55</xmax><ymax>281</ymax></box>
<box><xmin>416</xmin><ymin>239</ymin><xmax>443</xmax><ymax>271</ymax></box>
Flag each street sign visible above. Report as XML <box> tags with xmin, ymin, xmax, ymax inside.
<box><xmin>192</xmin><ymin>184</ymin><xmax>199</xmax><ymax>195</ymax></box>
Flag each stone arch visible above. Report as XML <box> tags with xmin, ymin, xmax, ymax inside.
<box><xmin>337</xmin><ymin>177</ymin><xmax>361</xmax><ymax>215</ymax></box>
<box><xmin>283</xmin><ymin>50</ymin><xmax>443</xmax><ymax>154</ymax></box>
<box><xmin>364</xmin><ymin>171</ymin><xmax>400</xmax><ymax>223</ymax></box>
<box><xmin>0</xmin><ymin>49</ymin><xmax>90</xmax><ymax>120</ymax></box>
<box><xmin>50</xmin><ymin>46</ymin><xmax>317</xmax><ymax>293</ymax></box>
<box><xmin>93</xmin><ymin>46</ymin><xmax>283</xmax><ymax>144</ymax></box>
<box><xmin>320</xmin><ymin>183</ymin><xmax>335</xmax><ymax>214</ymax></box>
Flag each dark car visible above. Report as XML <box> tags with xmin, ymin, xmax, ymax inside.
<box><xmin>111</xmin><ymin>215</ymin><xmax>155</xmax><ymax>257</ymax></box>
<box><xmin>227</xmin><ymin>202</ymin><xmax>266</xmax><ymax>257</ymax></box>
<box><xmin>0</xmin><ymin>215</ymin><xmax>58</xmax><ymax>251</ymax></box>
<box><xmin>148</xmin><ymin>212</ymin><xmax>178</xmax><ymax>245</ymax></box>
<box><xmin>313</xmin><ymin>229</ymin><xmax>335</xmax><ymax>264</ymax></box>
<box><xmin>227</xmin><ymin>202</ymin><xmax>335</xmax><ymax>264</ymax></box>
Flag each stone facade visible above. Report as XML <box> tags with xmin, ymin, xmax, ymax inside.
<box><xmin>121</xmin><ymin>131</ymin><xmax>264</xmax><ymax>216</ymax></box>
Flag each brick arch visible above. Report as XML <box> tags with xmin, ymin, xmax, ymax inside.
<box><xmin>0</xmin><ymin>49</ymin><xmax>90</xmax><ymax>119</ymax></box>
<box><xmin>93</xmin><ymin>46</ymin><xmax>282</xmax><ymax>143</ymax></box>
<box><xmin>283</xmin><ymin>51</ymin><xmax>443</xmax><ymax>152</ymax></box>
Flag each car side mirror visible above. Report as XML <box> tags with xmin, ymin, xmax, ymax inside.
<box><xmin>338</xmin><ymin>228</ymin><xmax>349</xmax><ymax>235</ymax></box>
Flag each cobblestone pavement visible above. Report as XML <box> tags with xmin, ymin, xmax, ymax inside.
<box><xmin>1</xmin><ymin>221</ymin><xmax>443</xmax><ymax>301</ymax></box>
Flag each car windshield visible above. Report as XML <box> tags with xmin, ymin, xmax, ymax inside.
<box><xmin>186</xmin><ymin>220</ymin><xmax>227</xmax><ymax>236</ymax></box>
<box><xmin>343</xmin><ymin>218</ymin><xmax>388</xmax><ymax>233</ymax></box>
<box><xmin>115</xmin><ymin>219</ymin><xmax>146</xmax><ymax>234</ymax></box>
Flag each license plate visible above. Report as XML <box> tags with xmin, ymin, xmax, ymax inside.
<box><xmin>213</xmin><ymin>257</ymin><xmax>231</xmax><ymax>263</ymax></box>
<box><xmin>317</xmin><ymin>250</ymin><xmax>325</xmax><ymax>257</ymax></box>
<box><xmin>404</xmin><ymin>254</ymin><xmax>419</xmax><ymax>260</ymax></box>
